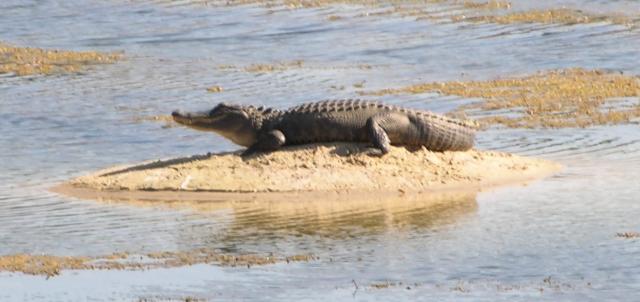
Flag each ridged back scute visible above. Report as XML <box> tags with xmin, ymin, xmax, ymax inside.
<box><xmin>262</xmin><ymin>99</ymin><xmax>477</xmax><ymax>151</ymax></box>
<box><xmin>288</xmin><ymin>100</ymin><xmax>478</xmax><ymax>130</ymax></box>
<box><xmin>289</xmin><ymin>99</ymin><xmax>385</xmax><ymax>114</ymax></box>
<box><xmin>237</xmin><ymin>104</ymin><xmax>284</xmax><ymax>129</ymax></box>
<box><xmin>418</xmin><ymin>114</ymin><xmax>475</xmax><ymax>151</ymax></box>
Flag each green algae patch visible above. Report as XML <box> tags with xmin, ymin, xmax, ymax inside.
<box><xmin>368</xmin><ymin>68</ymin><xmax>640</xmax><ymax>128</ymax></box>
<box><xmin>0</xmin><ymin>42</ymin><xmax>121</xmax><ymax>76</ymax></box>
<box><xmin>0</xmin><ymin>249</ymin><xmax>316</xmax><ymax>277</ymax></box>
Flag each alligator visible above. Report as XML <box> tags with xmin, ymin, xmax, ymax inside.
<box><xmin>171</xmin><ymin>99</ymin><xmax>477</xmax><ymax>156</ymax></box>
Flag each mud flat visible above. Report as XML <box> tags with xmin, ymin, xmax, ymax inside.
<box><xmin>53</xmin><ymin>143</ymin><xmax>561</xmax><ymax>202</ymax></box>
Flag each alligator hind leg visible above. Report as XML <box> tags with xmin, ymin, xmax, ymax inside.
<box><xmin>366</xmin><ymin>116</ymin><xmax>391</xmax><ymax>154</ymax></box>
<box><xmin>242</xmin><ymin>130</ymin><xmax>286</xmax><ymax>157</ymax></box>
<box><xmin>366</xmin><ymin>113</ymin><xmax>413</xmax><ymax>155</ymax></box>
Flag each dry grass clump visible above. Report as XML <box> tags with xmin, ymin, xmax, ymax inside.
<box><xmin>216</xmin><ymin>61</ymin><xmax>377</xmax><ymax>74</ymax></box>
<box><xmin>242</xmin><ymin>0</ymin><xmax>445</xmax><ymax>9</ymax></box>
<box><xmin>454</xmin><ymin>8</ymin><xmax>634</xmax><ymax>26</ymax></box>
<box><xmin>616</xmin><ymin>232</ymin><xmax>640</xmax><ymax>239</ymax></box>
<box><xmin>461</xmin><ymin>0</ymin><xmax>511</xmax><ymax>10</ymax></box>
<box><xmin>217</xmin><ymin>60</ymin><xmax>304</xmax><ymax>73</ymax></box>
<box><xmin>369</xmin><ymin>68</ymin><xmax>640</xmax><ymax>128</ymax></box>
<box><xmin>206</xmin><ymin>85</ymin><xmax>224</xmax><ymax>93</ymax></box>
<box><xmin>245</xmin><ymin>60</ymin><xmax>304</xmax><ymax>72</ymax></box>
<box><xmin>167</xmin><ymin>1</ymin><xmax>636</xmax><ymax>26</ymax></box>
<box><xmin>0</xmin><ymin>42</ymin><xmax>121</xmax><ymax>76</ymax></box>
<box><xmin>0</xmin><ymin>249</ymin><xmax>316</xmax><ymax>277</ymax></box>
<box><xmin>0</xmin><ymin>254</ymin><xmax>88</xmax><ymax>277</ymax></box>
<box><xmin>145</xmin><ymin>249</ymin><xmax>315</xmax><ymax>267</ymax></box>
<box><xmin>369</xmin><ymin>281</ymin><xmax>408</xmax><ymax>289</ymax></box>
<box><xmin>130</xmin><ymin>115</ymin><xmax>177</xmax><ymax>129</ymax></box>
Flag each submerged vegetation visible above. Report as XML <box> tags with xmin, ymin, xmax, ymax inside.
<box><xmin>166</xmin><ymin>0</ymin><xmax>638</xmax><ymax>27</ymax></box>
<box><xmin>228</xmin><ymin>60</ymin><xmax>305</xmax><ymax>73</ymax></box>
<box><xmin>0</xmin><ymin>249</ymin><xmax>316</xmax><ymax>277</ymax></box>
<box><xmin>0</xmin><ymin>42</ymin><xmax>120</xmax><ymax>76</ymax></box>
<box><xmin>616</xmin><ymin>232</ymin><xmax>640</xmax><ymax>239</ymax></box>
<box><xmin>453</xmin><ymin>8</ymin><xmax>635</xmax><ymax>26</ymax></box>
<box><xmin>214</xmin><ymin>60</ymin><xmax>377</xmax><ymax>75</ymax></box>
<box><xmin>369</xmin><ymin>68</ymin><xmax>640</xmax><ymax>128</ymax></box>
<box><xmin>379</xmin><ymin>5</ymin><xmax>635</xmax><ymax>26</ymax></box>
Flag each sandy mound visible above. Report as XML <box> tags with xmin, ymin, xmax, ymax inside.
<box><xmin>56</xmin><ymin>143</ymin><xmax>561</xmax><ymax>199</ymax></box>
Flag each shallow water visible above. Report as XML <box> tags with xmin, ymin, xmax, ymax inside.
<box><xmin>1</xmin><ymin>0</ymin><xmax>639</xmax><ymax>300</ymax></box>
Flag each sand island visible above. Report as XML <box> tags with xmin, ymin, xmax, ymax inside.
<box><xmin>53</xmin><ymin>143</ymin><xmax>561</xmax><ymax>203</ymax></box>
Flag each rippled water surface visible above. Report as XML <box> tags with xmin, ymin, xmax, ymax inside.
<box><xmin>1</xmin><ymin>0</ymin><xmax>640</xmax><ymax>301</ymax></box>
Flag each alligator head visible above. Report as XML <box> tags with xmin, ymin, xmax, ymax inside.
<box><xmin>172</xmin><ymin>103</ymin><xmax>258</xmax><ymax>147</ymax></box>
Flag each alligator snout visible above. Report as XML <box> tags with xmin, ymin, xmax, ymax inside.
<box><xmin>171</xmin><ymin>110</ymin><xmax>193</xmax><ymax>125</ymax></box>
<box><xmin>172</xmin><ymin>110</ymin><xmax>212</xmax><ymax>126</ymax></box>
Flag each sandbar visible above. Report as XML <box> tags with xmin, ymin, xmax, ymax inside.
<box><xmin>53</xmin><ymin>143</ymin><xmax>561</xmax><ymax>202</ymax></box>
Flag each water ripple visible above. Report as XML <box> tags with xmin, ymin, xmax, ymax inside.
<box><xmin>2</xmin><ymin>0</ymin><xmax>640</xmax><ymax>299</ymax></box>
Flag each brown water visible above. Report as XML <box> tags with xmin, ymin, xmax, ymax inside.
<box><xmin>1</xmin><ymin>0</ymin><xmax>640</xmax><ymax>300</ymax></box>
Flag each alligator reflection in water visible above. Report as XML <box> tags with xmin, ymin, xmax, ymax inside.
<box><xmin>91</xmin><ymin>191</ymin><xmax>477</xmax><ymax>250</ymax></box>
<box><xmin>223</xmin><ymin>192</ymin><xmax>477</xmax><ymax>239</ymax></box>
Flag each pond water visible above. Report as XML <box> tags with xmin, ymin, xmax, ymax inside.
<box><xmin>1</xmin><ymin>0</ymin><xmax>639</xmax><ymax>300</ymax></box>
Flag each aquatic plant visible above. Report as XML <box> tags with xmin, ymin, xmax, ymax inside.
<box><xmin>0</xmin><ymin>42</ymin><xmax>120</xmax><ymax>76</ymax></box>
<box><xmin>369</xmin><ymin>68</ymin><xmax>640</xmax><ymax>128</ymax></box>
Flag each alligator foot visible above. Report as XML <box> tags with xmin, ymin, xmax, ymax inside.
<box><xmin>241</xmin><ymin>147</ymin><xmax>261</xmax><ymax>158</ymax></box>
<box><xmin>366</xmin><ymin>114</ymin><xmax>399</xmax><ymax>155</ymax></box>
<box><xmin>364</xmin><ymin>147</ymin><xmax>386</xmax><ymax>157</ymax></box>
<box><xmin>243</xmin><ymin>130</ymin><xmax>286</xmax><ymax>157</ymax></box>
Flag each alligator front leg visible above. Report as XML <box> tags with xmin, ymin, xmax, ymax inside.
<box><xmin>242</xmin><ymin>129</ymin><xmax>286</xmax><ymax>156</ymax></box>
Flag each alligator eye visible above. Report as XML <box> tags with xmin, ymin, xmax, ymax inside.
<box><xmin>210</xmin><ymin>106</ymin><xmax>224</xmax><ymax>117</ymax></box>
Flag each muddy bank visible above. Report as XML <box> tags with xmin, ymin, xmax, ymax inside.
<box><xmin>54</xmin><ymin>143</ymin><xmax>561</xmax><ymax>201</ymax></box>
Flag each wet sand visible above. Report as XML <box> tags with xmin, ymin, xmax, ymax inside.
<box><xmin>53</xmin><ymin>143</ymin><xmax>561</xmax><ymax>202</ymax></box>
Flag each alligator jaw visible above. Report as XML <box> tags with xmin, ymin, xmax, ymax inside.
<box><xmin>171</xmin><ymin>110</ymin><xmax>216</xmax><ymax>130</ymax></box>
<box><xmin>171</xmin><ymin>107</ymin><xmax>258</xmax><ymax>147</ymax></box>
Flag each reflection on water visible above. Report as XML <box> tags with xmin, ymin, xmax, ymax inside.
<box><xmin>62</xmin><ymin>191</ymin><xmax>477</xmax><ymax>255</ymax></box>
<box><xmin>221</xmin><ymin>192</ymin><xmax>476</xmax><ymax>240</ymax></box>
<box><xmin>98</xmin><ymin>191</ymin><xmax>477</xmax><ymax>250</ymax></box>
<box><xmin>1</xmin><ymin>0</ymin><xmax>640</xmax><ymax>300</ymax></box>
